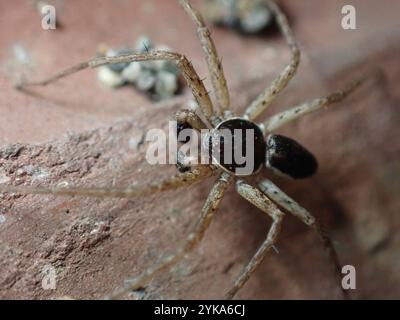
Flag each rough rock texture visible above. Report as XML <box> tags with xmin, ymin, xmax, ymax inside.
<box><xmin>0</xmin><ymin>0</ymin><xmax>400</xmax><ymax>299</ymax></box>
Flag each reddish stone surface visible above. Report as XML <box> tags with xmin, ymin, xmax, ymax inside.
<box><xmin>0</xmin><ymin>0</ymin><xmax>399</xmax><ymax>299</ymax></box>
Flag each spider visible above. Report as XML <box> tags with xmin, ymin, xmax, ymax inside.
<box><xmin>1</xmin><ymin>0</ymin><xmax>367</xmax><ymax>299</ymax></box>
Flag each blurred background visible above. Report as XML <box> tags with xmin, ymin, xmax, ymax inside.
<box><xmin>0</xmin><ymin>0</ymin><xmax>399</xmax><ymax>299</ymax></box>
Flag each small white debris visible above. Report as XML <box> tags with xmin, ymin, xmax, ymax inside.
<box><xmin>97</xmin><ymin>66</ymin><xmax>124</xmax><ymax>88</ymax></box>
<box><xmin>13</xmin><ymin>44</ymin><xmax>31</xmax><ymax>66</ymax></box>
<box><xmin>0</xmin><ymin>168</ymin><xmax>11</xmax><ymax>184</ymax></box>
<box><xmin>135</xmin><ymin>36</ymin><xmax>153</xmax><ymax>52</ymax></box>
<box><xmin>98</xmin><ymin>36</ymin><xmax>181</xmax><ymax>101</ymax></box>
<box><xmin>56</xmin><ymin>181</ymin><xmax>70</xmax><ymax>188</ymax></box>
<box><xmin>90</xmin><ymin>221</ymin><xmax>106</xmax><ymax>235</ymax></box>
<box><xmin>121</xmin><ymin>61</ymin><xmax>142</xmax><ymax>83</ymax></box>
<box><xmin>128</xmin><ymin>132</ymin><xmax>145</xmax><ymax>150</ymax></box>
<box><xmin>129</xmin><ymin>289</ymin><xmax>146</xmax><ymax>300</ymax></box>
<box><xmin>0</xmin><ymin>214</ymin><xmax>6</xmax><ymax>224</ymax></box>
<box><xmin>136</xmin><ymin>70</ymin><xmax>156</xmax><ymax>91</ymax></box>
<box><xmin>204</xmin><ymin>0</ymin><xmax>274</xmax><ymax>34</ymax></box>
<box><xmin>241</xmin><ymin>7</ymin><xmax>272</xmax><ymax>34</ymax></box>
<box><xmin>16</xmin><ymin>168</ymin><xmax>25</xmax><ymax>176</ymax></box>
<box><xmin>155</xmin><ymin>71</ymin><xmax>178</xmax><ymax>98</ymax></box>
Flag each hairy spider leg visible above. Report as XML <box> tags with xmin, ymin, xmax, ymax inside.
<box><xmin>179</xmin><ymin>0</ymin><xmax>230</xmax><ymax>114</ymax></box>
<box><xmin>243</xmin><ymin>0</ymin><xmax>300</xmax><ymax>121</ymax></box>
<box><xmin>261</xmin><ymin>74</ymin><xmax>367</xmax><ymax>132</ymax></box>
<box><xmin>225</xmin><ymin>180</ymin><xmax>285</xmax><ymax>299</ymax></box>
<box><xmin>258</xmin><ymin>179</ymin><xmax>349</xmax><ymax>299</ymax></box>
<box><xmin>107</xmin><ymin>172</ymin><xmax>233</xmax><ymax>299</ymax></box>
<box><xmin>17</xmin><ymin>51</ymin><xmax>215</xmax><ymax>123</ymax></box>
<box><xmin>0</xmin><ymin>165</ymin><xmax>217</xmax><ymax>198</ymax></box>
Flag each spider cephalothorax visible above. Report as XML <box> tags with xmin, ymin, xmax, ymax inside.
<box><xmin>211</xmin><ymin>118</ymin><xmax>267</xmax><ymax>176</ymax></box>
<box><xmin>2</xmin><ymin>0</ymin><xmax>368</xmax><ymax>299</ymax></box>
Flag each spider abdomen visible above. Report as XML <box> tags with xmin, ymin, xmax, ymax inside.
<box><xmin>210</xmin><ymin>118</ymin><xmax>266</xmax><ymax>176</ymax></box>
<box><xmin>266</xmin><ymin>134</ymin><xmax>318</xmax><ymax>179</ymax></box>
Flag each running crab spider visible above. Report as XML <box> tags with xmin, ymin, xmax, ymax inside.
<box><xmin>2</xmin><ymin>0</ymin><xmax>367</xmax><ymax>299</ymax></box>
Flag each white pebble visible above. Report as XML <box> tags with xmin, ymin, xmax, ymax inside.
<box><xmin>155</xmin><ymin>71</ymin><xmax>178</xmax><ymax>97</ymax></box>
<box><xmin>57</xmin><ymin>181</ymin><xmax>70</xmax><ymax>188</ymax></box>
<box><xmin>121</xmin><ymin>62</ymin><xmax>142</xmax><ymax>83</ymax></box>
<box><xmin>135</xmin><ymin>36</ymin><xmax>153</xmax><ymax>52</ymax></box>
<box><xmin>97</xmin><ymin>66</ymin><xmax>124</xmax><ymax>88</ymax></box>
<box><xmin>241</xmin><ymin>7</ymin><xmax>272</xmax><ymax>33</ymax></box>
<box><xmin>0</xmin><ymin>214</ymin><xmax>6</xmax><ymax>224</ymax></box>
<box><xmin>136</xmin><ymin>70</ymin><xmax>156</xmax><ymax>91</ymax></box>
<box><xmin>106</xmin><ymin>48</ymin><xmax>118</xmax><ymax>57</ymax></box>
<box><xmin>128</xmin><ymin>133</ymin><xmax>144</xmax><ymax>150</ymax></box>
<box><xmin>0</xmin><ymin>168</ymin><xmax>10</xmax><ymax>184</ymax></box>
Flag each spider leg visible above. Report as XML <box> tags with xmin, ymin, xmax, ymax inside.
<box><xmin>225</xmin><ymin>180</ymin><xmax>284</xmax><ymax>299</ymax></box>
<box><xmin>106</xmin><ymin>172</ymin><xmax>233</xmax><ymax>299</ymax></box>
<box><xmin>258</xmin><ymin>179</ymin><xmax>349</xmax><ymax>299</ymax></box>
<box><xmin>0</xmin><ymin>165</ymin><xmax>216</xmax><ymax>199</ymax></box>
<box><xmin>175</xmin><ymin>109</ymin><xmax>208</xmax><ymax>130</ymax></box>
<box><xmin>16</xmin><ymin>51</ymin><xmax>215</xmax><ymax>121</ymax></box>
<box><xmin>243</xmin><ymin>0</ymin><xmax>300</xmax><ymax>121</ymax></box>
<box><xmin>175</xmin><ymin>109</ymin><xmax>209</xmax><ymax>172</ymax></box>
<box><xmin>261</xmin><ymin>74</ymin><xmax>367</xmax><ymax>132</ymax></box>
<box><xmin>258</xmin><ymin>179</ymin><xmax>315</xmax><ymax>226</ymax></box>
<box><xmin>179</xmin><ymin>0</ymin><xmax>230</xmax><ymax>114</ymax></box>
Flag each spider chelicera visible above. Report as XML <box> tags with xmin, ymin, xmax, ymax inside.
<box><xmin>2</xmin><ymin>0</ymin><xmax>367</xmax><ymax>299</ymax></box>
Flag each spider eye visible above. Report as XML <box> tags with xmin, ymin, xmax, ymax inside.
<box><xmin>266</xmin><ymin>134</ymin><xmax>318</xmax><ymax>179</ymax></box>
